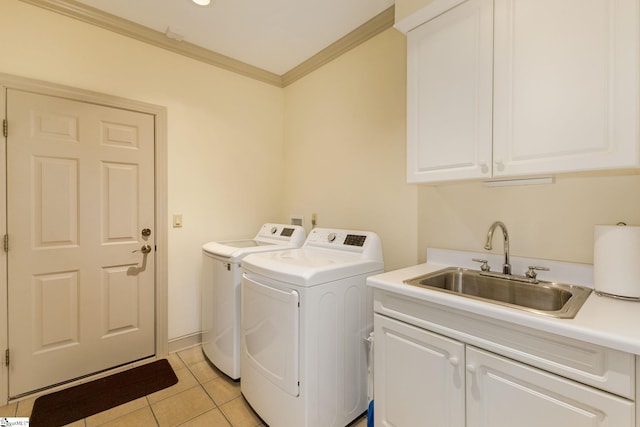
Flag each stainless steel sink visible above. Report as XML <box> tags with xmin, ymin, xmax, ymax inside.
<box><xmin>404</xmin><ymin>267</ymin><xmax>592</xmax><ymax>318</ymax></box>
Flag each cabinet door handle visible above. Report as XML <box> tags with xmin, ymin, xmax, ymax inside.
<box><xmin>495</xmin><ymin>160</ymin><xmax>505</xmax><ymax>172</ymax></box>
<box><xmin>479</xmin><ymin>161</ymin><xmax>489</xmax><ymax>174</ymax></box>
<box><xmin>466</xmin><ymin>364</ymin><xmax>476</xmax><ymax>374</ymax></box>
<box><xmin>449</xmin><ymin>356</ymin><xmax>459</xmax><ymax>367</ymax></box>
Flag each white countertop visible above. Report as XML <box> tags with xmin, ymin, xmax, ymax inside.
<box><xmin>367</xmin><ymin>249</ymin><xmax>640</xmax><ymax>356</ymax></box>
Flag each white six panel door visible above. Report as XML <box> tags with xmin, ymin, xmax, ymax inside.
<box><xmin>7</xmin><ymin>89</ymin><xmax>155</xmax><ymax>397</ymax></box>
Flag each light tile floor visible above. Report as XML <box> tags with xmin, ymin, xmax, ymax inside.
<box><xmin>0</xmin><ymin>346</ymin><xmax>368</xmax><ymax>427</ymax></box>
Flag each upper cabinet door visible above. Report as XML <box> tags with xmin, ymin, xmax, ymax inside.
<box><xmin>492</xmin><ymin>0</ymin><xmax>640</xmax><ymax>177</ymax></box>
<box><xmin>406</xmin><ymin>0</ymin><xmax>494</xmax><ymax>183</ymax></box>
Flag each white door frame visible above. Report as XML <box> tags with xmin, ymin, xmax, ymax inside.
<box><xmin>0</xmin><ymin>72</ymin><xmax>169</xmax><ymax>405</ymax></box>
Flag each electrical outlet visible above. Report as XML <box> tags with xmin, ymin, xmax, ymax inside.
<box><xmin>311</xmin><ymin>213</ymin><xmax>317</xmax><ymax>228</ymax></box>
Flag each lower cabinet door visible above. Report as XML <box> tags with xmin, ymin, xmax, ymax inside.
<box><xmin>373</xmin><ymin>314</ymin><xmax>465</xmax><ymax>427</ymax></box>
<box><xmin>466</xmin><ymin>346</ymin><xmax>634</xmax><ymax>427</ymax></box>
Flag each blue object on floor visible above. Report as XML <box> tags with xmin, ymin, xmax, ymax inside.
<box><xmin>367</xmin><ymin>400</ymin><xmax>374</xmax><ymax>427</ymax></box>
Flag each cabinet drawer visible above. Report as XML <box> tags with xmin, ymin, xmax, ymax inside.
<box><xmin>374</xmin><ymin>290</ymin><xmax>635</xmax><ymax>399</ymax></box>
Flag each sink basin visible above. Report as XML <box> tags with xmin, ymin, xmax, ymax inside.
<box><xmin>404</xmin><ymin>267</ymin><xmax>592</xmax><ymax>318</ymax></box>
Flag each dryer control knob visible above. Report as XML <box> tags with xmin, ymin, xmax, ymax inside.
<box><xmin>270</xmin><ymin>226</ymin><xmax>278</xmax><ymax>234</ymax></box>
<box><xmin>327</xmin><ymin>232</ymin><xmax>337</xmax><ymax>242</ymax></box>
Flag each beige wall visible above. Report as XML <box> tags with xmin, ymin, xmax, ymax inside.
<box><xmin>419</xmin><ymin>173</ymin><xmax>640</xmax><ymax>265</ymax></box>
<box><xmin>283</xmin><ymin>29</ymin><xmax>419</xmax><ymax>270</ymax></box>
<box><xmin>395</xmin><ymin>0</ymin><xmax>436</xmax><ymax>22</ymax></box>
<box><xmin>3</xmin><ymin>0</ymin><xmax>640</xmax><ymax>344</ymax></box>
<box><xmin>394</xmin><ymin>0</ymin><xmax>640</xmax><ymax>266</ymax></box>
<box><xmin>281</xmin><ymin>21</ymin><xmax>640</xmax><ymax>271</ymax></box>
<box><xmin>0</xmin><ymin>0</ymin><xmax>286</xmax><ymax>340</ymax></box>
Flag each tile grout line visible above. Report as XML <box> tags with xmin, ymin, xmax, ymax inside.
<box><xmin>176</xmin><ymin>347</ymin><xmax>262</xmax><ymax>427</ymax></box>
<box><xmin>144</xmin><ymin>395</ymin><xmax>161</xmax><ymax>427</ymax></box>
<box><xmin>175</xmin><ymin>349</ymin><xmax>235</xmax><ymax>427</ymax></box>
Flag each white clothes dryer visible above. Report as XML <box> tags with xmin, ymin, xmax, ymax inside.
<box><xmin>201</xmin><ymin>223</ymin><xmax>305</xmax><ymax>379</ymax></box>
<box><xmin>240</xmin><ymin>228</ymin><xmax>384</xmax><ymax>427</ymax></box>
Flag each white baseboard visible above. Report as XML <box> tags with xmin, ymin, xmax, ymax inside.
<box><xmin>168</xmin><ymin>332</ymin><xmax>202</xmax><ymax>354</ymax></box>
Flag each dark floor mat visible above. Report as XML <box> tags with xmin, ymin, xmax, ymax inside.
<box><xmin>29</xmin><ymin>359</ymin><xmax>178</xmax><ymax>427</ymax></box>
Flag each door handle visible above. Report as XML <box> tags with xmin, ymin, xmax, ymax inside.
<box><xmin>132</xmin><ymin>244</ymin><xmax>152</xmax><ymax>254</ymax></box>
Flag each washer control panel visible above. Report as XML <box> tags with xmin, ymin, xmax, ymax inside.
<box><xmin>304</xmin><ymin>228</ymin><xmax>383</xmax><ymax>260</ymax></box>
<box><xmin>344</xmin><ymin>234</ymin><xmax>367</xmax><ymax>247</ymax></box>
<box><xmin>255</xmin><ymin>223</ymin><xmax>306</xmax><ymax>245</ymax></box>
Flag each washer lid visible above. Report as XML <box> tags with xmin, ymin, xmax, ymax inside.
<box><xmin>202</xmin><ymin>240</ymin><xmax>278</xmax><ymax>260</ymax></box>
<box><xmin>202</xmin><ymin>223</ymin><xmax>306</xmax><ymax>261</ymax></box>
<box><xmin>220</xmin><ymin>240</ymin><xmax>266</xmax><ymax>249</ymax></box>
<box><xmin>242</xmin><ymin>248</ymin><xmax>384</xmax><ymax>286</ymax></box>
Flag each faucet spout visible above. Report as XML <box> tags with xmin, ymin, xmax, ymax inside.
<box><xmin>484</xmin><ymin>221</ymin><xmax>511</xmax><ymax>275</ymax></box>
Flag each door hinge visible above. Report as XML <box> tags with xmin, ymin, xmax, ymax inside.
<box><xmin>4</xmin><ymin>349</ymin><xmax>8</xmax><ymax>367</ymax></box>
<box><xmin>2</xmin><ymin>119</ymin><xmax>6</xmax><ymax>138</ymax></box>
<box><xmin>3</xmin><ymin>234</ymin><xmax>8</xmax><ymax>252</ymax></box>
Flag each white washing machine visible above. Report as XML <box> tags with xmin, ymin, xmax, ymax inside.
<box><xmin>240</xmin><ymin>228</ymin><xmax>384</xmax><ymax>427</ymax></box>
<box><xmin>201</xmin><ymin>223</ymin><xmax>305</xmax><ymax>379</ymax></box>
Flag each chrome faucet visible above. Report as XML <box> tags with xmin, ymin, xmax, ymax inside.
<box><xmin>484</xmin><ymin>221</ymin><xmax>511</xmax><ymax>275</ymax></box>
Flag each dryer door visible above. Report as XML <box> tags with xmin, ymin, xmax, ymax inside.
<box><xmin>242</xmin><ymin>276</ymin><xmax>300</xmax><ymax>397</ymax></box>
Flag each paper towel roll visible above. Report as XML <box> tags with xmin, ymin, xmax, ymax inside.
<box><xmin>594</xmin><ymin>225</ymin><xmax>640</xmax><ymax>299</ymax></box>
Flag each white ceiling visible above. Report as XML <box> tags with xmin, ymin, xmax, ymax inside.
<box><xmin>74</xmin><ymin>0</ymin><xmax>395</xmax><ymax>76</ymax></box>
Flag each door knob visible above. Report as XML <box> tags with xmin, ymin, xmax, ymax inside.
<box><xmin>133</xmin><ymin>244</ymin><xmax>152</xmax><ymax>254</ymax></box>
<box><xmin>141</xmin><ymin>228</ymin><xmax>151</xmax><ymax>237</ymax></box>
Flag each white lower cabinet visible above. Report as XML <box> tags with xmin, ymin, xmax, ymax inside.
<box><xmin>374</xmin><ymin>314</ymin><xmax>465</xmax><ymax>427</ymax></box>
<box><xmin>374</xmin><ymin>313</ymin><xmax>635</xmax><ymax>427</ymax></box>
<box><xmin>466</xmin><ymin>346</ymin><xmax>634</xmax><ymax>427</ymax></box>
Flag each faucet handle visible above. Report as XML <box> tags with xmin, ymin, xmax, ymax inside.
<box><xmin>472</xmin><ymin>258</ymin><xmax>491</xmax><ymax>272</ymax></box>
<box><xmin>525</xmin><ymin>265</ymin><xmax>550</xmax><ymax>281</ymax></box>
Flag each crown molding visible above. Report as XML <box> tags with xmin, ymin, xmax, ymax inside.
<box><xmin>18</xmin><ymin>0</ymin><xmax>395</xmax><ymax>87</ymax></box>
<box><xmin>282</xmin><ymin>6</ymin><xmax>395</xmax><ymax>86</ymax></box>
<box><xmin>18</xmin><ymin>0</ymin><xmax>283</xmax><ymax>86</ymax></box>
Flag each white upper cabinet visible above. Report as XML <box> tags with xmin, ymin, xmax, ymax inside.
<box><xmin>405</xmin><ymin>0</ymin><xmax>494</xmax><ymax>183</ymax></box>
<box><xmin>399</xmin><ymin>0</ymin><xmax>640</xmax><ymax>183</ymax></box>
<box><xmin>493</xmin><ymin>0</ymin><xmax>640</xmax><ymax>177</ymax></box>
